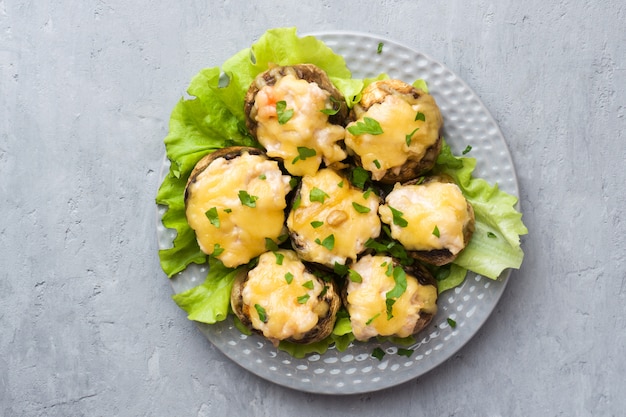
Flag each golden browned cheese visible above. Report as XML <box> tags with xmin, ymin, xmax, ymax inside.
<box><xmin>253</xmin><ymin>74</ymin><xmax>346</xmax><ymax>176</ymax></box>
<box><xmin>379</xmin><ymin>181</ymin><xmax>471</xmax><ymax>255</ymax></box>
<box><xmin>242</xmin><ymin>250</ymin><xmax>331</xmax><ymax>342</ymax></box>
<box><xmin>345</xmin><ymin>80</ymin><xmax>443</xmax><ymax>181</ymax></box>
<box><xmin>185</xmin><ymin>151</ymin><xmax>291</xmax><ymax>268</ymax></box>
<box><xmin>346</xmin><ymin>255</ymin><xmax>438</xmax><ymax>341</ymax></box>
<box><xmin>287</xmin><ymin>168</ymin><xmax>381</xmax><ymax>267</ymax></box>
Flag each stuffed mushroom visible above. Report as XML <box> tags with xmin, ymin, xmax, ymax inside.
<box><xmin>378</xmin><ymin>175</ymin><xmax>475</xmax><ymax>266</ymax></box>
<box><xmin>344</xmin><ymin>254</ymin><xmax>438</xmax><ymax>341</ymax></box>
<box><xmin>345</xmin><ymin>79</ymin><xmax>443</xmax><ymax>183</ymax></box>
<box><xmin>287</xmin><ymin>168</ymin><xmax>381</xmax><ymax>268</ymax></box>
<box><xmin>230</xmin><ymin>249</ymin><xmax>341</xmax><ymax>346</ymax></box>
<box><xmin>244</xmin><ymin>64</ymin><xmax>350</xmax><ymax>176</ymax></box>
<box><xmin>184</xmin><ymin>147</ymin><xmax>292</xmax><ymax>268</ymax></box>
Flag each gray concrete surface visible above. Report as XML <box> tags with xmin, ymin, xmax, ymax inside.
<box><xmin>1</xmin><ymin>0</ymin><xmax>625</xmax><ymax>416</ymax></box>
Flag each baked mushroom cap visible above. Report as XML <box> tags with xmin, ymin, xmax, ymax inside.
<box><xmin>184</xmin><ymin>146</ymin><xmax>292</xmax><ymax>268</ymax></box>
<box><xmin>343</xmin><ymin>254</ymin><xmax>438</xmax><ymax>342</ymax></box>
<box><xmin>230</xmin><ymin>250</ymin><xmax>341</xmax><ymax>346</ymax></box>
<box><xmin>244</xmin><ymin>64</ymin><xmax>351</xmax><ymax>176</ymax></box>
<box><xmin>378</xmin><ymin>175</ymin><xmax>475</xmax><ymax>266</ymax></box>
<box><xmin>286</xmin><ymin>168</ymin><xmax>381</xmax><ymax>268</ymax></box>
<box><xmin>345</xmin><ymin>79</ymin><xmax>443</xmax><ymax>183</ymax></box>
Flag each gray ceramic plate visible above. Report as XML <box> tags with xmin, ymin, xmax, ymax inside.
<box><xmin>157</xmin><ymin>31</ymin><xmax>519</xmax><ymax>395</ymax></box>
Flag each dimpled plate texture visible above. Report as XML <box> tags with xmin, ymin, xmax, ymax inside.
<box><xmin>156</xmin><ymin>31</ymin><xmax>520</xmax><ymax>395</ymax></box>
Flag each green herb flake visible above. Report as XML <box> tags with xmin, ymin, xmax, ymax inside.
<box><xmin>372</xmin><ymin>347</ymin><xmax>386</xmax><ymax>361</ymax></box>
<box><xmin>292</xmin><ymin>146</ymin><xmax>317</xmax><ymax>164</ymax></box>
<box><xmin>204</xmin><ymin>207</ymin><xmax>220</xmax><ymax>228</ymax></box>
<box><xmin>373</xmin><ymin>159</ymin><xmax>381</xmax><ymax>169</ymax></box>
<box><xmin>377</xmin><ymin>42</ymin><xmax>384</xmax><ymax>54</ymax></box>
<box><xmin>292</xmin><ymin>195</ymin><xmax>302</xmax><ymax>211</ymax></box>
<box><xmin>254</xmin><ymin>304</ymin><xmax>268</xmax><ymax>323</ymax></box>
<box><xmin>212</xmin><ymin>243</ymin><xmax>224</xmax><ymax>257</ymax></box>
<box><xmin>285</xmin><ymin>272</ymin><xmax>294</xmax><ymax>284</ymax></box>
<box><xmin>289</xmin><ymin>177</ymin><xmax>300</xmax><ymax>189</ymax></box>
<box><xmin>348</xmin><ymin>269</ymin><xmax>363</xmax><ymax>283</ymax></box>
<box><xmin>320</xmin><ymin>96</ymin><xmax>341</xmax><ymax>116</ymax></box>
<box><xmin>297</xmin><ymin>294</ymin><xmax>310</xmax><ymax>304</ymax></box>
<box><xmin>389</xmin><ymin>206</ymin><xmax>408</xmax><ymax>228</ymax></box>
<box><xmin>433</xmin><ymin>225</ymin><xmax>440</xmax><ymax>238</ymax></box>
<box><xmin>302</xmin><ymin>280</ymin><xmax>314</xmax><ymax>290</ymax></box>
<box><xmin>385</xmin><ymin>298</ymin><xmax>396</xmax><ymax>320</ymax></box>
<box><xmin>315</xmin><ymin>234</ymin><xmax>335</xmax><ymax>251</ymax></box>
<box><xmin>274</xmin><ymin>251</ymin><xmax>284</xmax><ymax>265</ymax></box>
<box><xmin>347</xmin><ymin>117</ymin><xmax>384</xmax><ymax>136</ymax></box>
<box><xmin>337</xmin><ymin>180</ymin><xmax>344</xmax><ymax>188</ymax></box>
<box><xmin>487</xmin><ymin>231</ymin><xmax>497</xmax><ymax>238</ymax></box>
<box><xmin>462</xmin><ymin>145</ymin><xmax>472</xmax><ymax>155</ymax></box>
<box><xmin>310</xmin><ymin>220</ymin><xmax>324</xmax><ymax>228</ymax></box>
<box><xmin>238</xmin><ymin>190</ymin><xmax>258</xmax><ymax>207</ymax></box>
<box><xmin>223</xmin><ymin>208</ymin><xmax>232</xmax><ymax>213</ymax></box>
<box><xmin>405</xmin><ymin>127</ymin><xmax>420</xmax><ymax>147</ymax></box>
<box><xmin>333</xmin><ymin>262</ymin><xmax>349</xmax><ymax>276</ymax></box>
<box><xmin>265</xmin><ymin>238</ymin><xmax>279</xmax><ymax>251</ymax></box>
<box><xmin>276</xmin><ymin>100</ymin><xmax>294</xmax><ymax>124</ymax></box>
<box><xmin>447</xmin><ymin>318</ymin><xmax>457</xmax><ymax>328</ymax></box>
<box><xmin>397</xmin><ymin>348</ymin><xmax>414</xmax><ymax>358</ymax></box>
<box><xmin>309</xmin><ymin>187</ymin><xmax>330</xmax><ymax>204</ymax></box>
<box><xmin>415</xmin><ymin>111</ymin><xmax>426</xmax><ymax>122</ymax></box>
<box><xmin>352</xmin><ymin>202</ymin><xmax>371</xmax><ymax>214</ymax></box>
<box><xmin>351</xmin><ymin>167</ymin><xmax>370</xmax><ymax>189</ymax></box>
<box><xmin>259</xmin><ymin>174</ymin><xmax>267</xmax><ymax>180</ymax></box>
<box><xmin>366</xmin><ymin>313</ymin><xmax>380</xmax><ymax>325</ymax></box>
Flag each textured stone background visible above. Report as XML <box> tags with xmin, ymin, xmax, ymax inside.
<box><xmin>1</xmin><ymin>0</ymin><xmax>624</xmax><ymax>415</ymax></box>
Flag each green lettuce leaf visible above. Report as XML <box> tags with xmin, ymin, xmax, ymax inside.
<box><xmin>171</xmin><ymin>258</ymin><xmax>244</xmax><ymax>324</ymax></box>
<box><xmin>434</xmin><ymin>141</ymin><xmax>528</xmax><ymax>282</ymax></box>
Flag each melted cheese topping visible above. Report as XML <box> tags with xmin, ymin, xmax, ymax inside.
<box><xmin>242</xmin><ymin>250</ymin><xmax>328</xmax><ymax>341</ymax></box>
<box><xmin>254</xmin><ymin>74</ymin><xmax>347</xmax><ymax>176</ymax></box>
<box><xmin>379</xmin><ymin>181</ymin><xmax>470</xmax><ymax>254</ymax></box>
<box><xmin>346</xmin><ymin>255</ymin><xmax>438</xmax><ymax>341</ymax></box>
<box><xmin>287</xmin><ymin>168</ymin><xmax>381</xmax><ymax>266</ymax></box>
<box><xmin>345</xmin><ymin>93</ymin><xmax>442</xmax><ymax>180</ymax></box>
<box><xmin>185</xmin><ymin>152</ymin><xmax>291</xmax><ymax>268</ymax></box>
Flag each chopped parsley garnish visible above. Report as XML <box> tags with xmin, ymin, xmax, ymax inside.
<box><xmin>310</xmin><ymin>220</ymin><xmax>324</xmax><ymax>228</ymax></box>
<box><xmin>309</xmin><ymin>187</ymin><xmax>330</xmax><ymax>203</ymax></box>
<box><xmin>487</xmin><ymin>231</ymin><xmax>497</xmax><ymax>238</ymax></box>
<box><xmin>377</xmin><ymin>42</ymin><xmax>384</xmax><ymax>54</ymax></box>
<box><xmin>348</xmin><ymin>269</ymin><xmax>363</xmax><ymax>283</ymax></box>
<box><xmin>371</xmin><ymin>347</ymin><xmax>385</xmax><ymax>360</ymax></box>
<box><xmin>347</xmin><ymin>117</ymin><xmax>384</xmax><ymax>136</ymax></box>
<box><xmin>389</xmin><ymin>206</ymin><xmax>408</xmax><ymax>227</ymax></box>
<box><xmin>397</xmin><ymin>348</ymin><xmax>414</xmax><ymax>358</ymax></box>
<box><xmin>385</xmin><ymin>267</ymin><xmax>408</xmax><ymax>319</ymax></box>
<box><xmin>333</xmin><ymin>262</ymin><xmax>349</xmax><ymax>276</ymax></box>
<box><xmin>415</xmin><ymin>111</ymin><xmax>426</xmax><ymax>122</ymax></box>
<box><xmin>320</xmin><ymin>96</ymin><xmax>341</xmax><ymax>116</ymax></box>
<box><xmin>265</xmin><ymin>238</ymin><xmax>279</xmax><ymax>251</ymax></box>
<box><xmin>204</xmin><ymin>207</ymin><xmax>220</xmax><ymax>228</ymax></box>
<box><xmin>297</xmin><ymin>294</ymin><xmax>310</xmax><ymax>304</ymax></box>
<box><xmin>292</xmin><ymin>146</ymin><xmax>317</xmax><ymax>164</ymax></box>
<box><xmin>284</xmin><ymin>272</ymin><xmax>294</xmax><ymax>284</ymax></box>
<box><xmin>259</xmin><ymin>174</ymin><xmax>266</xmax><ymax>180</ymax></box>
<box><xmin>362</xmin><ymin>188</ymin><xmax>374</xmax><ymax>199</ymax></box>
<box><xmin>462</xmin><ymin>145</ymin><xmax>472</xmax><ymax>155</ymax></box>
<box><xmin>254</xmin><ymin>304</ymin><xmax>268</xmax><ymax>323</ymax></box>
<box><xmin>337</xmin><ymin>180</ymin><xmax>344</xmax><ymax>188</ymax></box>
<box><xmin>351</xmin><ymin>167</ymin><xmax>370</xmax><ymax>189</ymax></box>
<box><xmin>292</xmin><ymin>195</ymin><xmax>302</xmax><ymax>211</ymax></box>
<box><xmin>276</xmin><ymin>100</ymin><xmax>294</xmax><ymax>124</ymax></box>
<box><xmin>238</xmin><ymin>190</ymin><xmax>258</xmax><ymax>207</ymax></box>
<box><xmin>352</xmin><ymin>202</ymin><xmax>371</xmax><ymax>213</ymax></box>
<box><xmin>373</xmin><ymin>159</ymin><xmax>381</xmax><ymax>169</ymax></box>
<box><xmin>223</xmin><ymin>208</ymin><xmax>232</xmax><ymax>213</ymax></box>
<box><xmin>447</xmin><ymin>318</ymin><xmax>457</xmax><ymax>328</ymax></box>
<box><xmin>212</xmin><ymin>243</ymin><xmax>224</xmax><ymax>257</ymax></box>
<box><xmin>273</xmin><ymin>251</ymin><xmax>284</xmax><ymax>265</ymax></box>
<box><xmin>433</xmin><ymin>225</ymin><xmax>440</xmax><ymax>237</ymax></box>
<box><xmin>289</xmin><ymin>177</ymin><xmax>300</xmax><ymax>189</ymax></box>
<box><xmin>366</xmin><ymin>313</ymin><xmax>380</xmax><ymax>325</ymax></box>
<box><xmin>302</xmin><ymin>280</ymin><xmax>314</xmax><ymax>290</ymax></box>
<box><xmin>385</xmin><ymin>298</ymin><xmax>396</xmax><ymax>320</ymax></box>
<box><xmin>405</xmin><ymin>127</ymin><xmax>420</xmax><ymax>147</ymax></box>
<box><xmin>314</xmin><ymin>234</ymin><xmax>335</xmax><ymax>251</ymax></box>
